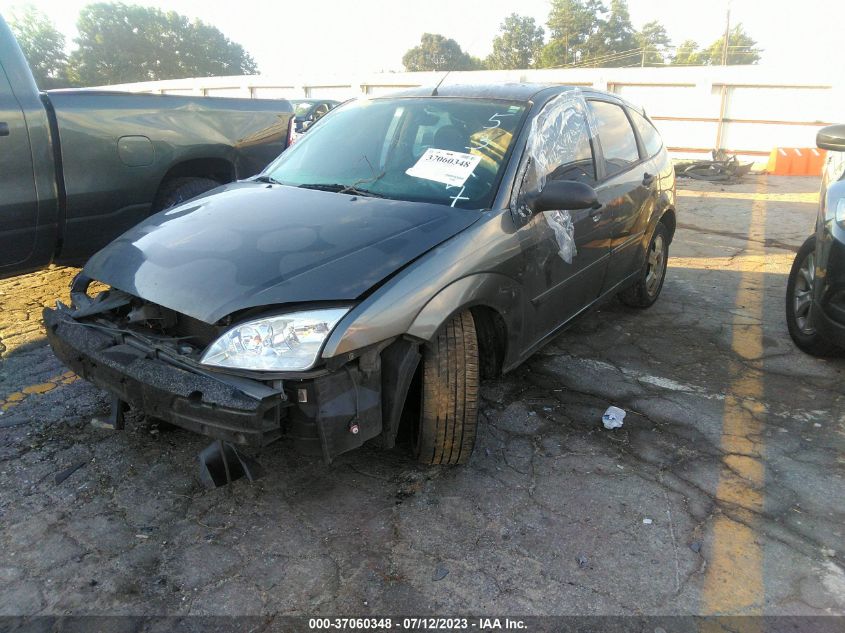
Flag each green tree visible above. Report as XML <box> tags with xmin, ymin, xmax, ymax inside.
<box><xmin>402</xmin><ymin>33</ymin><xmax>480</xmax><ymax>71</ymax></box>
<box><xmin>543</xmin><ymin>0</ymin><xmax>596</xmax><ymax>66</ymax></box>
<box><xmin>599</xmin><ymin>0</ymin><xmax>637</xmax><ymax>66</ymax></box>
<box><xmin>7</xmin><ymin>4</ymin><xmax>70</xmax><ymax>88</ymax></box>
<box><xmin>671</xmin><ymin>39</ymin><xmax>702</xmax><ymax>65</ymax></box>
<box><xmin>636</xmin><ymin>20</ymin><xmax>671</xmax><ymax>65</ymax></box>
<box><xmin>67</xmin><ymin>3</ymin><xmax>258</xmax><ymax>86</ymax></box>
<box><xmin>486</xmin><ymin>14</ymin><xmax>544</xmax><ymax>70</ymax></box>
<box><xmin>699</xmin><ymin>24</ymin><xmax>761</xmax><ymax>65</ymax></box>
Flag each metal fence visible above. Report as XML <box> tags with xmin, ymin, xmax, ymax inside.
<box><xmin>103</xmin><ymin>65</ymin><xmax>843</xmax><ymax>167</ymax></box>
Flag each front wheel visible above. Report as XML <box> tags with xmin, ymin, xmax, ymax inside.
<box><xmin>785</xmin><ymin>236</ymin><xmax>839</xmax><ymax>356</ymax></box>
<box><xmin>412</xmin><ymin>311</ymin><xmax>479</xmax><ymax>465</ymax></box>
<box><xmin>153</xmin><ymin>177</ymin><xmax>220</xmax><ymax>212</ymax></box>
<box><xmin>619</xmin><ymin>221</ymin><xmax>669</xmax><ymax>308</ymax></box>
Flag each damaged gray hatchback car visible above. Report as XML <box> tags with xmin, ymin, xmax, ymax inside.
<box><xmin>45</xmin><ymin>84</ymin><xmax>676</xmax><ymax>476</ymax></box>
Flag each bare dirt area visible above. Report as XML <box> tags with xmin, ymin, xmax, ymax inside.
<box><xmin>0</xmin><ymin>175</ymin><xmax>843</xmax><ymax>617</ymax></box>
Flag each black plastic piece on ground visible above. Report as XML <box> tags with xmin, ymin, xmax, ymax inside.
<box><xmin>198</xmin><ymin>440</ymin><xmax>264</xmax><ymax>489</ymax></box>
<box><xmin>109</xmin><ymin>395</ymin><xmax>128</xmax><ymax>430</ymax></box>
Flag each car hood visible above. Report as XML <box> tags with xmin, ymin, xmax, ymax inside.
<box><xmin>83</xmin><ymin>182</ymin><xmax>480</xmax><ymax>323</ymax></box>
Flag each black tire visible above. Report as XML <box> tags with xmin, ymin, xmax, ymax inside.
<box><xmin>412</xmin><ymin>311</ymin><xmax>479</xmax><ymax>465</ymax></box>
<box><xmin>153</xmin><ymin>177</ymin><xmax>220</xmax><ymax>212</ymax></box>
<box><xmin>619</xmin><ymin>221</ymin><xmax>669</xmax><ymax>308</ymax></box>
<box><xmin>786</xmin><ymin>236</ymin><xmax>839</xmax><ymax>356</ymax></box>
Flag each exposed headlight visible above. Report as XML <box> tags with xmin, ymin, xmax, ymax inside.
<box><xmin>200</xmin><ymin>308</ymin><xmax>349</xmax><ymax>372</ymax></box>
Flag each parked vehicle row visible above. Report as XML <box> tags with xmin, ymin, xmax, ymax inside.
<box><xmin>0</xmin><ymin>15</ymin><xmax>295</xmax><ymax>279</ymax></box>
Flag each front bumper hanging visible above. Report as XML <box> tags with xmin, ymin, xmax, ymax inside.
<box><xmin>44</xmin><ymin>307</ymin><xmax>285</xmax><ymax>446</ymax></box>
<box><xmin>43</xmin><ymin>306</ymin><xmax>401</xmax><ymax>464</ymax></box>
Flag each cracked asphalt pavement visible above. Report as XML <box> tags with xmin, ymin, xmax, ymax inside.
<box><xmin>0</xmin><ymin>176</ymin><xmax>843</xmax><ymax>616</ymax></box>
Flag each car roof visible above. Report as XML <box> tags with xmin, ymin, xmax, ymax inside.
<box><xmin>380</xmin><ymin>83</ymin><xmax>639</xmax><ymax>111</ymax></box>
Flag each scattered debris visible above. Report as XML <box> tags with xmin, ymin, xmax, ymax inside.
<box><xmin>690</xmin><ymin>541</ymin><xmax>703</xmax><ymax>554</ymax></box>
<box><xmin>432</xmin><ymin>565</ymin><xmax>449</xmax><ymax>581</ymax></box>
<box><xmin>198</xmin><ymin>440</ymin><xmax>264</xmax><ymax>489</ymax></box>
<box><xmin>577</xmin><ymin>555</ymin><xmax>589</xmax><ymax>569</ymax></box>
<box><xmin>602</xmin><ymin>406</ymin><xmax>626</xmax><ymax>430</ymax></box>
<box><xmin>54</xmin><ymin>461</ymin><xmax>86</xmax><ymax>485</ymax></box>
<box><xmin>642</xmin><ymin>518</ymin><xmax>653</xmax><ymax>525</ymax></box>
<box><xmin>675</xmin><ymin>150</ymin><xmax>753</xmax><ymax>183</ymax></box>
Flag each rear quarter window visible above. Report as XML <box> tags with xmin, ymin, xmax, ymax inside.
<box><xmin>630</xmin><ymin>109</ymin><xmax>663</xmax><ymax>157</ymax></box>
<box><xmin>588</xmin><ymin>100</ymin><xmax>640</xmax><ymax>177</ymax></box>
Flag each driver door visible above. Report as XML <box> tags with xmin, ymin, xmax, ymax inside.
<box><xmin>0</xmin><ymin>64</ymin><xmax>38</xmax><ymax>271</ymax></box>
<box><xmin>518</xmin><ymin>100</ymin><xmax>613</xmax><ymax>349</ymax></box>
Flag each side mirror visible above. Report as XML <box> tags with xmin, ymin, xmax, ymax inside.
<box><xmin>528</xmin><ymin>180</ymin><xmax>600</xmax><ymax>214</ymax></box>
<box><xmin>817</xmin><ymin>124</ymin><xmax>845</xmax><ymax>152</ymax></box>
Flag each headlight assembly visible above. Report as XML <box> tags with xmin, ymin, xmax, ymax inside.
<box><xmin>836</xmin><ymin>197</ymin><xmax>845</xmax><ymax>227</ymax></box>
<box><xmin>200</xmin><ymin>308</ymin><xmax>349</xmax><ymax>372</ymax></box>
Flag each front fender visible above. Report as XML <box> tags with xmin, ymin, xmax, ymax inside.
<box><xmin>407</xmin><ymin>273</ymin><xmax>524</xmax><ymax>345</ymax></box>
<box><xmin>323</xmin><ymin>272</ymin><xmax>524</xmax><ymax>365</ymax></box>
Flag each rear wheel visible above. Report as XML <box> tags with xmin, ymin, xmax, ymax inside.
<box><xmin>153</xmin><ymin>177</ymin><xmax>220</xmax><ymax>212</ymax></box>
<box><xmin>619</xmin><ymin>221</ymin><xmax>669</xmax><ymax>308</ymax></box>
<box><xmin>412</xmin><ymin>311</ymin><xmax>479</xmax><ymax>465</ymax></box>
<box><xmin>786</xmin><ymin>236</ymin><xmax>839</xmax><ymax>356</ymax></box>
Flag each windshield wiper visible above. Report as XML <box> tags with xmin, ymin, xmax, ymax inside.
<box><xmin>298</xmin><ymin>183</ymin><xmax>386</xmax><ymax>198</ymax></box>
<box><xmin>252</xmin><ymin>174</ymin><xmax>282</xmax><ymax>184</ymax></box>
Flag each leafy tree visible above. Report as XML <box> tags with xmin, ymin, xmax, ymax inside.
<box><xmin>402</xmin><ymin>33</ymin><xmax>480</xmax><ymax>71</ymax></box>
<box><xmin>599</xmin><ymin>0</ymin><xmax>637</xmax><ymax>66</ymax></box>
<box><xmin>671</xmin><ymin>39</ymin><xmax>702</xmax><ymax>65</ymax></box>
<box><xmin>7</xmin><ymin>4</ymin><xmax>71</xmax><ymax>88</ymax></box>
<box><xmin>699</xmin><ymin>24</ymin><xmax>761</xmax><ymax>65</ymax></box>
<box><xmin>543</xmin><ymin>0</ymin><xmax>599</xmax><ymax>67</ymax></box>
<box><xmin>636</xmin><ymin>20</ymin><xmax>671</xmax><ymax>65</ymax></box>
<box><xmin>486</xmin><ymin>14</ymin><xmax>544</xmax><ymax>70</ymax></box>
<box><xmin>67</xmin><ymin>3</ymin><xmax>258</xmax><ymax>86</ymax></box>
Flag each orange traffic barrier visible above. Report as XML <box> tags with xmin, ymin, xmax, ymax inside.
<box><xmin>766</xmin><ymin>147</ymin><xmax>827</xmax><ymax>175</ymax></box>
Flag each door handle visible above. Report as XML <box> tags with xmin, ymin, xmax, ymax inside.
<box><xmin>642</xmin><ymin>172</ymin><xmax>655</xmax><ymax>186</ymax></box>
<box><xmin>0</xmin><ymin>122</ymin><xmax>9</xmax><ymax>137</ymax></box>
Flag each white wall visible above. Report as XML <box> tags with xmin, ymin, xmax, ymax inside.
<box><xmin>101</xmin><ymin>65</ymin><xmax>842</xmax><ymax>167</ymax></box>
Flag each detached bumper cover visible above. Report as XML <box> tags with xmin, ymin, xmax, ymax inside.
<box><xmin>43</xmin><ymin>307</ymin><xmax>283</xmax><ymax>446</ymax></box>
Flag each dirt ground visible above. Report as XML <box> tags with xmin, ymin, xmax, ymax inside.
<box><xmin>0</xmin><ymin>175</ymin><xmax>843</xmax><ymax>617</ymax></box>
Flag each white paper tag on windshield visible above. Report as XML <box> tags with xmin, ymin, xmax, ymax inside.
<box><xmin>406</xmin><ymin>148</ymin><xmax>481</xmax><ymax>187</ymax></box>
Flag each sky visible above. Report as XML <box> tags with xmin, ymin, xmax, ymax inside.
<box><xmin>1</xmin><ymin>0</ymin><xmax>842</xmax><ymax>77</ymax></box>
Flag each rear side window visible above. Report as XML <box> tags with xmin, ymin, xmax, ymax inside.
<box><xmin>630</xmin><ymin>110</ymin><xmax>663</xmax><ymax>157</ymax></box>
<box><xmin>588</xmin><ymin>101</ymin><xmax>640</xmax><ymax>177</ymax></box>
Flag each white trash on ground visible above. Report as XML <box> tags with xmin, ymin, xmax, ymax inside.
<box><xmin>602</xmin><ymin>406</ymin><xmax>626</xmax><ymax>430</ymax></box>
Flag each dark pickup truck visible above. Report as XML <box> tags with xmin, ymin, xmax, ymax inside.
<box><xmin>0</xmin><ymin>16</ymin><xmax>294</xmax><ymax>278</ymax></box>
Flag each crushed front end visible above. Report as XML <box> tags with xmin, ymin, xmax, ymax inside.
<box><xmin>44</xmin><ymin>277</ymin><xmax>416</xmax><ymax>466</ymax></box>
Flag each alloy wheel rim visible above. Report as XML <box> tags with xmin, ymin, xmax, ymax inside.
<box><xmin>645</xmin><ymin>234</ymin><xmax>666</xmax><ymax>296</ymax></box>
<box><xmin>793</xmin><ymin>251</ymin><xmax>816</xmax><ymax>335</ymax></box>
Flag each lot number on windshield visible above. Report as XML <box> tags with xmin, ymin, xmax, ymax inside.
<box><xmin>406</xmin><ymin>148</ymin><xmax>481</xmax><ymax>187</ymax></box>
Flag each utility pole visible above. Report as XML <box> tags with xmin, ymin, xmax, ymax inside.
<box><xmin>721</xmin><ymin>3</ymin><xmax>731</xmax><ymax>65</ymax></box>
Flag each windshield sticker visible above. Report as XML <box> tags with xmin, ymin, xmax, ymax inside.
<box><xmin>406</xmin><ymin>148</ymin><xmax>481</xmax><ymax>187</ymax></box>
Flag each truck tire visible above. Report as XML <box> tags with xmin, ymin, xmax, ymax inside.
<box><xmin>786</xmin><ymin>236</ymin><xmax>839</xmax><ymax>356</ymax></box>
<box><xmin>154</xmin><ymin>177</ymin><xmax>220</xmax><ymax>212</ymax></box>
<box><xmin>619</xmin><ymin>221</ymin><xmax>669</xmax><ymax>308</ymax></box>
<box><xmin>413</xmin><ymin>310</ymin><xmax>479</xmax><ymax>465</ymax></box>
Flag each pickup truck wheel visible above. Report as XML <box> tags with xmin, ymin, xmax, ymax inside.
<box><xmin>619</xmin><ymin>221</ymin><xmax>669</xmax><ymax>308</ymax></box>
<box><xmin>412</xmin><ymin>311</ymin><xmax>479</xmax><ymax>465</ymax></box>
<box><xmin>786</xmin><ymin>236</ymin><xmax>839</xmax><ymax>356</ymax></box>
<box><xmin>154</xmin><ymin>177</ymin><xmax>220</xmax><ymax>212</ymax></box>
